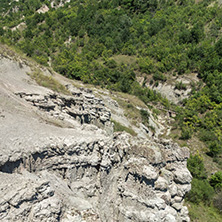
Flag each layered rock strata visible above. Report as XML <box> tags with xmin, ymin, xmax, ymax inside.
<box><xmin>16</xmin><ymin>85</ymin><xmax>111</xmax><ymax>131</ymax></box>
<box><xmin>0</xmin><ymin>54</ymin><xmax>192</xmax><ymax>222</ymax></box>
<box><xmin>0</xmin><ymin>132</ymin><xmax>191</xmax><ymax>222</ymax></box>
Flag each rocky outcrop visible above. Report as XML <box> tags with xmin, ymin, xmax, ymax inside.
<box><xmin>16</xmin><ymin>85</ymin><xmax>111</xmax><ymax>132</ymax></box>
<box><xmin>0</xmin><ymin>52</ymin><xmax>191</xmax><ymax>221</ymax></box>
<box><xmin>37</xmin><ymin>5</ymin><xmax>49</xmax><ymax>14</ymax></box>
<box><xmin>0</xmin><ymin>133</ymin><xmax>191</xmax><ymax>222</ymax></box>
<box><xmin>138</xmin><ymin>74</ymin><xmax>199</xmax><ymax>105</ymax></box>
<box><xmin>151</xmin><ymin>82</ymin><xmax>192</xmax><ymax>105</ymax></box>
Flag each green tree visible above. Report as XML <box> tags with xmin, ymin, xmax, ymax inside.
<box><xmin>187</xmin><ymin>154</ymin><xmax>207</xmax><ymax>179</ymax></box>
<box><xmin>210</xmin><ymin>171</ymin><xmax>222</xmax><ymax>190</ymax></box>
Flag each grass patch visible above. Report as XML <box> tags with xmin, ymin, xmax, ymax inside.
<box><xmin>115</xmin><ymin>97</ymin><xmax>141</xmax><ymax>123</ymax></box>
<box><xmin>96</xmin><ymin>55</ymin><xmax>137</xmax><ymax>67</ymax></box>
<box><xmin>28</xmin><ymin>69</ymin><xmax>70</xmax><ymax>94</ymax></box>
<box><xmin>111</xmin><ymin>55</ymin><xmax>137</xmax><ymax>66</ymax></box>
<box><xmin>112</xmin><ymin>119</ymin><xmax>137</xmax><ymax>136</ymax></box>
<box><xmin>115</xmin><ymin>91</ymin><xmax>147</xmax><ymax>108</ymax></box>
<box><xmin>113</xmin><ymin>92</ymin><xmax>148</xmax><ymax>128</ymax></box>
<box><xmin>186</xmin><ymin>201</ymin><xmax>222</xmax><ymax>222</ymax></box>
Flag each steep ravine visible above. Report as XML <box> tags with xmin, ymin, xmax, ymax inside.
<box><xmin>0</xmin><ymin>50</ymin><xmax>192</xmax><ymax>222</ymax></box>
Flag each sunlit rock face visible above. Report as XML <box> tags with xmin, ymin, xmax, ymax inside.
<box><xmin>0</xmin><ymin>53</ymin><xmax>191</xmax><ymax>222</ymax></box>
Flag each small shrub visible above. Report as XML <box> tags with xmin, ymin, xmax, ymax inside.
<box><xmin>127</xmin><ymin>103</ymin><xmax>134</xmax><ymax>109</ymax></box>
<box><xmin>180</xmin><ymin>126</ymin><xmax>192</xmax><ymax>140</ymax></box>
<box><xmin>175</xmin><ymin>81</ymin><xmax>187</xmax><ymax>90</ymax></box>
<box><xmin>112</xmin><ymin>120</ymin><xmax>137</xmax><ymax>136</ymax></box>
<box><xmin>199</xmin><ymin>129</ymin><xmax>217</xmax><ymax>142</ymax></box>
<box><xmin>208</xmin><ymin>141</ymin><xmax>222</xmax><ymax>158</ymax></box>
<box><xmin>153</xmin><ymin>72</ymin><xmax>167</xmax><ymax>82</ymax></box>
<box><xmin>210</xmin><ymin>171</ymin><xmax>222</xmax><ymax>190</ymax></box>
<box><xmin>187</xmin><ymin>154</ymin><xmax>207</xmax><ymax>179</ymax></box>
<box><xmin>186</xmin><ymin>178</ymin><xmax>214</xmax><ymax>204</ymax></box>
<box><xmin>154</xmin><ymin>81</ymin><xmax>159</xmax><ymax>87</ymax></box>
<box><xmin>149</xmin><ymin>79</ymin><xmax>154</xmax><ymax>85</ymax></box>
<box><xmin>140</xmin><ymin>109</ymin><xmax>150</xmax><ymax>125</ymax></box>
<box><xmin>152</xmin><ymin>108</ymin><xmax>160</xmax><ymax>116</ymax></box>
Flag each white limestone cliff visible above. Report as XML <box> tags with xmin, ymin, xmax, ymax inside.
<box><xmin>0</xmin><ymin>47</ymin><xmax>191</xmax><ymax>222</ymax></box>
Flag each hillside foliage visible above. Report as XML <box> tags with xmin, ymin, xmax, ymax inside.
<box><xmin>1</xmin><ymin>0</ymin><xmax>222</xmax><ymax>219</ymax></box>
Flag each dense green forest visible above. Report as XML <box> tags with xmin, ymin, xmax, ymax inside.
<box><xmin>1</xmin><ymin>0</ymin><xmax>222</xmax><ymax>220</ymax></box>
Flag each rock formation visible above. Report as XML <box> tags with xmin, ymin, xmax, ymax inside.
<box><xmin>0</xmin><ymin>51</ymin><xmax>192</xmax><ymax>221</ymax></box>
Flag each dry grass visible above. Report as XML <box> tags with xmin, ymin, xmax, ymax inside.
<box><xmin>96</xmin><ymin>55</ymin><xmax>137</xmax><ymax>67</ymax></box>
<box><xmin>112</xmin><ymin>119</ymin><xmax>137</xmax><ymax>136</ymax></box>
<box><xmin>113</xmin><ymin>96</ymin><xmax>143</xmax><ymax>126</ymax></box>
<box><xmin>111</xmin><ymin>55</ymin><xmax>137</xmax><ymax>65</ymax></box>
<box><xmin>114</xmin><ymin>91</ymin><xmax>147</xmax><ymax>108</ymax></box>
<box><xmin>0</xmin><ymin>43</ymin><xmax>34</xmax><ymax>66</ymax></box>
<box><xmin>28</xmin><ymin>69</ymin><xmax>70</xmax><ymax>95</ymax></box>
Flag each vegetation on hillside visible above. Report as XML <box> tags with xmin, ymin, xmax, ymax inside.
<box><xmin>186</xmin><ymin>153</ymin><xmax>222</xmax><ymax>220</ymax></box>
<box><xmin>1</xmin><ymin>0</ymin><xmax>222</xmax><ymax>220</ymax></box>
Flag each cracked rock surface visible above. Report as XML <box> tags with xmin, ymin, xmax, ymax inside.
<box><xmin>0</xmin><ymin>54</ymin><xmax>191</xmax><ymax>221</ymax></box>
